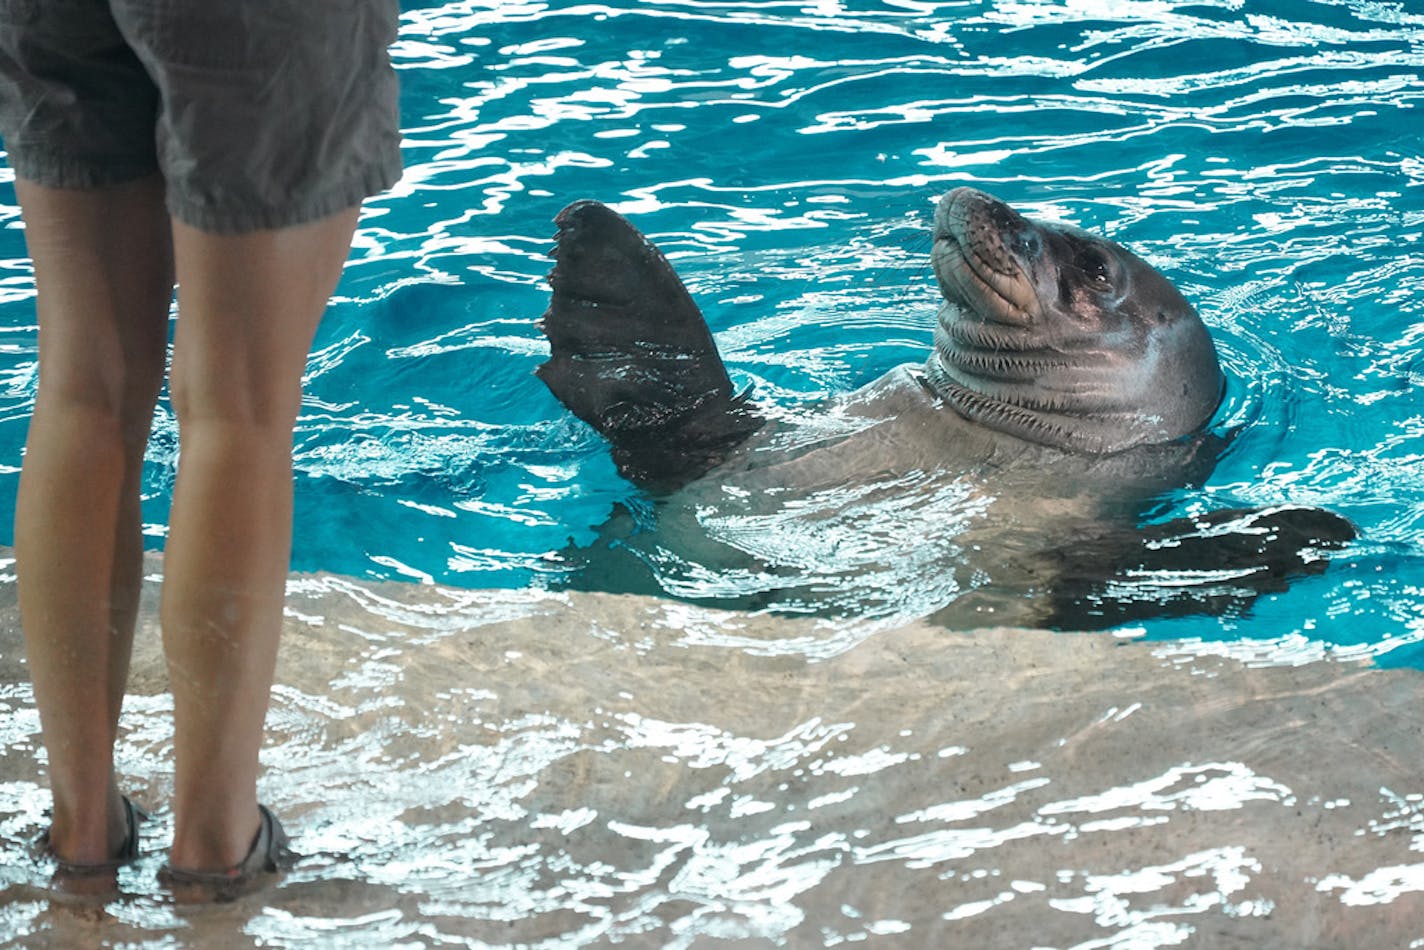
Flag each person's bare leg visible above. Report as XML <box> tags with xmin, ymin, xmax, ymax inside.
<box><xmin>162</xmin><ymin>208</ymin><xmax>359</xmax><ymax>872</ymax></box>
<box><xmin>14</xmin><ymin>175</ymin><xmax>173</xmax><ymax>864</ymax></box>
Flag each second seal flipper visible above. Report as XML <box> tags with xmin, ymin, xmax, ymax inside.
<box><xmin>1041</xmin><ymin>505</ymin><xmax>1357</xmax><ymax>629</ymax></box>
<box><xmin>537</xmin><ymin>200</ymin><xmax>764</xmax><ymax>492</ymax></box>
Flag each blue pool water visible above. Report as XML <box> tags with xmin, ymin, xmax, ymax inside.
<box><xmin>2</xmin><ymin>0</ymin><xmax>1423</xmax><ymax>665</ymax></box>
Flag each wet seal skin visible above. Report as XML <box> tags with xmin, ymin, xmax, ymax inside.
<box><xmin>535</xmin><ymin>190</ymin><xmax>1354</xmax><ymax>628</ymax></box>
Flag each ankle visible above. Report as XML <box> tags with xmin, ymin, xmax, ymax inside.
<box><xmin>169</xmin><ymin>806</ymin><xmax>263</xmax><ymax>872</ymax></box>
<box><xmin>45</xmin><ymin>787</ymin><xmax>131</xmax><ymax>863</ymax></box>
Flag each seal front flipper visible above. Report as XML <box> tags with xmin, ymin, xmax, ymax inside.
<box><xmin>1042</xmin><ymin>505</ymin><xmax>1357</xmax><ymax>630</ymax></box>
<box><xmin>537</xmin><ymin>200</ymin><xmax>764</xmax><ymax>492</ymax></box>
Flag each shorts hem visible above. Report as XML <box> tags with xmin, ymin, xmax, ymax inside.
<box><xmin>167</xmin><ymin>152</ymin><xmax>404</xmax><ymax>235</ymax></box>
<box><xmin>5</xmin><ymin>147</ymin><xmax>159</xmax><ymax>191</ymax></box>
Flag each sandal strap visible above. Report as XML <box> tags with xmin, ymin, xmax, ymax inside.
<box><xmin>159</xmin><ymin>804</ymin><xmax>295</xmax><ymax>903</ymax></box>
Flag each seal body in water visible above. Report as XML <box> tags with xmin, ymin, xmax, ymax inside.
<box><xmin>536</xmin><ymin>189</ymin><xmax>1352</xmax><ymax>628</ymax></box>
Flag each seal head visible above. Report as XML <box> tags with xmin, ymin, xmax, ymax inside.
<box><xmin>927</xmin><ymin>187</ymin><xmax>1224</xmax><ymax>454</ymax></box>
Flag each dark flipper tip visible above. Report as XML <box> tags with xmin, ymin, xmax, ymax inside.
<box><xmin>1044</xmin><ymin>505</ymin><xmax>1356</xmax><ymax>630</ymax></box>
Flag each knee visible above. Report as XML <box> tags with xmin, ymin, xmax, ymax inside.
<box><xmin>167</xmin><ymin>350</ymin><xmax>304</xmax><ymax>434</ymax></box>
<box><xmin>35</xmin><ymin>357</ymin><xmax>161</xmax><ymax>453</ymax></box>
<box><xmin>36</xmin><ymin>359</ymin><xmax>127</xmax><ymax>419</ymax></box>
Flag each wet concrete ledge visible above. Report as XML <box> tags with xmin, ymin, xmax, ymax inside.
<box><xmin>1</xmin><ymin>561</ymin><xmax>1421</xmax><ymax>946</ymax></box>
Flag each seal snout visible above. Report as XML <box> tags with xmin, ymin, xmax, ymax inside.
<box><xmin>933</xmin><ymin>188</ymin><xmax>1043</xmax><ymax>328</ymax></box>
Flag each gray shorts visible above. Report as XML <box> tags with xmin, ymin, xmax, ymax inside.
<box><xmin>0</xmin><ymin>0</ymin><xmax>402</xmax><ymax>234</ymax></box>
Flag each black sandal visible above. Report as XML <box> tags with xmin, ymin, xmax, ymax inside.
<box><xmin>36</xmin><ymin>795</ymin><xmax>147</xmax><ymax>899</ymax></box>
<box><xmin>158</xmin><ymin>804</ymin><xmax>295</xmax><ymax>904</ymax></box>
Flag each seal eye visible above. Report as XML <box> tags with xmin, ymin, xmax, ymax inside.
<box><xmin>1076</xmin><ymin>246</ymin><xmax>1113</xmax><ymax>291</ymax></box>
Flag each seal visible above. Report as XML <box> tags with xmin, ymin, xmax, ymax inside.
<box><xmin>536</xmin><ymin>190</ymin><xmax>1352</xmax><ymax>627</ymax></box>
